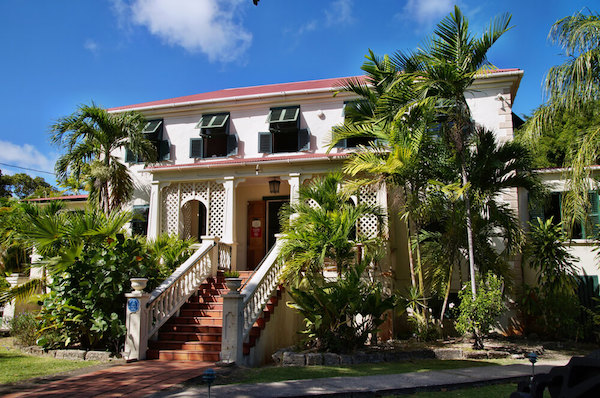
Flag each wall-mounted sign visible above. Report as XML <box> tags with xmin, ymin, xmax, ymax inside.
<box><xmin>251</xmin><ymin>219</ymin><xmax>262</xmax><ymax>238</ymax></box>
<box><xmin>128</xmin><ymin>298</ymin><xmax>140</xmax><ymax>313</ymax></box>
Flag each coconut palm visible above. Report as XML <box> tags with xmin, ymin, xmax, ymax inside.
<box><xmin>278</xmin><ymin>173</ymin><xmax>385</xmax><ymax>287</ymax></box>
<box><xmin>521</xmin><ymin>9</ymin><xmax>600</xmax><ymax>234</ymax></box>
<box><xmin>51</xmin><ymin>103</ymin><xmax>157</xmax><ymax>214</ymax></box>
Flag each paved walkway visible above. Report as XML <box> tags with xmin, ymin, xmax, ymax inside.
<box><xmin>3</xmin><ymin>361</ymin><xmax>212</xmax><ymax>398</ymax></box>
<box><xmin>150</xmin><ymin>363</ymin><xmax>562</xmax><ymax>398</ymax></box>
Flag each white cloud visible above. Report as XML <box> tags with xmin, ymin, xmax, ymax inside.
<box><xmin>402</xmin><ymin>0</ymin><xmax>454</xmax><ymax>25</ymax></box>
<box><xmin>0</xmin><ymin>141</ymin><xmax>58</xmax><ymax>179</ymax></box>
<box><xmin>84</xmin><ymin>39</ymin><xmax>99</xmax><ymax>54</ymax></box>
<box><xmin>298</xmin><ymin>20</ymin><xmax>317</xmax><ymax>35</ymax></box>
<box><xmin>325</xmin><ymin>0</ymin><xmax>354</xmax><ymax>26</ymax></box>
<box><xmin>113</xmin><ymin>0</ymin><xmax>252</xmax><ymax>62</ymax></box>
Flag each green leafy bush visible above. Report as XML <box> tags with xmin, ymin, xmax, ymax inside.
<box><xmin>8</xmin><ymin>312</ymin><xmax>39</xmax><ymax>346</ymax></box>
<box><xmin>287</xmin><ymin>263</ymin><xmax>395</xmax><ymax>353</ymax></box>
<box><xmin>455</xmin><ymin>272</ymin><xmax>506</xmax><ymax>349</ymax></box>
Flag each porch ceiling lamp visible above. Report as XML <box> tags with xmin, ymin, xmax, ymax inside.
<box><xmin>269</xmin><ymin>178</ymin><xmax>281</xmax><ymax>194</ymax></box>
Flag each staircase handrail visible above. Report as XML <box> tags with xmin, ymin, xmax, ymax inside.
<box><xmin>146</xmin><ymin>238</ymin><xmax>229</xmax><ymax>338</ymax></box>
<box><xmin>241</xmin><ymin>237</ymin><xmax>285</xmax><ymax>340</ymax></box>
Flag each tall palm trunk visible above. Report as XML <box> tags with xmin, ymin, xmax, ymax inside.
<box><xmin>461</xmin><ymin>164</ymin><xmax>477</xmax><ymax>299</ymax></box>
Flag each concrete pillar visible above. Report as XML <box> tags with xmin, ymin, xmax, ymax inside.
<box><xmin>282</xmin><ymin>173</ymin><xmax>312</xmax><ymax>205</ymax></box>
<box><xmin>201</xmin><ymin>236</ymin><xmax>220</xmax><ymax>277</ymax></box>
<box><xmin>147</xmin><ymin>181</ymin><xmax>161</xmax><ymax>240</ymax></box>
<box><xmin>1</xmin><ymin>274</ymin><xmax>30</xmax><ymax>331</ymax></box>
<box><xmin>124</xmin><ymin>280</ymin><xmax>150</xmax><ymax>361</ymax></box>
<box><xmin>218</xmin><ymin>288</ymin><xmax>244</xmax><ymax>365</ymax></box>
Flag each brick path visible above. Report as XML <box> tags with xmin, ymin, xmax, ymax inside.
<box><xmin>4</xmin><ymin>360</ymin><xmax>212</xmax><ymax>398</ymax></box>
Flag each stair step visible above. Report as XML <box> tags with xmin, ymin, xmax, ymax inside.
<box><xmin>161</xmin><ymin>324</ymin><xmax>222</xmax><ymax>333</ymax></box>
<box><xmin>149</xmin><ymin>340</ymin><xmax>221</xmax><ymax>351</ymax></box>
<box><xmin>158</xmin><ymin>332</ymin><xmax>222</xmax><ymax>342</ymax></box>
<box><xmin>179</xmin><ymin>309</ymin><xmax>222</xmax><ymax>318</ymax></box>
<box><xmin>147</xmin><ymin>349</ymin><xmax>220</xmax><ymax>362</ymax></box>
<box><xmin>182</xmin><ymin>302</ymin><xmax>223</xmax><ymax>310</ymax></box>
<box><xmin>167</xmin><ymin>317</ymin><xmax>223</xmax><ymax>326</ymax></box>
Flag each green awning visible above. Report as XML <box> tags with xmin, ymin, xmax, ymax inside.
<box><xmin>267</xmin><ymin>106</ymin><xmax>299</xmax><ymax>123</ymax></box>
<box><xmin>143</xmin><ymin>120</ymin><xmax>163</xmax><ymax>134</ymax></box>
<box><xmin>195</xmin><ymin>113</ymin><xmax>230</xmax><ymax>129</ymax></box>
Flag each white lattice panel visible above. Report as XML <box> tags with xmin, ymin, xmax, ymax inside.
<box><xmin>358</xmin><ymin>185</ymin><xmax>379</xmax><ymax>238</ymax></box>
<box><xmin>181</xmin><ymin>201</ymin><xmax>193</xmax><ymax>240</ymax></box>
<box><xmin>209</xmin><ymin>182</ymin><xmax>225</xmax><ymax>237</ymax></box>
<box><xmin>180</xmin><ymin>182</ymin><xmax>210</xmax><ymax>204</ymax></box>
<box><xmin>162</xmin><ymin>185</ymin><xmax>179</xmax><ymax>235</ymax></box>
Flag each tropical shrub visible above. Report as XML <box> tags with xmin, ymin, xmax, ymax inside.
<box><xmin>455</xmin><ymin>272</ymin><xmax>506</xmax><ymax>349</ymax></box>
<box><xmin>521</xmin><ymin>217</ymin><xmax>580</xmax><ymax>339</ymax></box>
<box><xmin>8</xmin><ymin>312</ymin><xmax>39</xmax><ymax>346</ymax></box>
<box><xmin>287</xmin><ymin>263</ymin><xmax>394</xmax><ymax>353</ymax></box>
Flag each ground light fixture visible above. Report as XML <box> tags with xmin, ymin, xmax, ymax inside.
<box><xmin>202</xmin><ymin>368</ymin><xmax>216</xmax><ymax>398</ymax></box>
<box><xmin>269</xmin><ymin>178</ymin><xmax>281</xmax><ymax>194</ymax></box>
<box><xmin>527</xmin><ymin>352</ymin><xmax>538</xmax><ymax>379</ymax></box>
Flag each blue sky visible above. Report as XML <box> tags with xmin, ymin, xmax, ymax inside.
<box><xmin>0</xmin><ymin>0</ymin><xmax>593</xmax><ymax>185</ymax></box>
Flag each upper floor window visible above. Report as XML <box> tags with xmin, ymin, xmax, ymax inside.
<box><xmin>190</xmin><ymin>113</ymin><xmax>237</xmax><ymax>159</ymax></box>
<box><xmin>334</xmin><ymin>101</ymin><xmax>375</xmax><ymax>149</ymax></box>
<box><xmin>125</xmin><ymin>119</ymin><xmax>170</xmax><ymax>163</ymax></box>
<box><xmin>259</xmin><ymin>106</ymin><xmax>310</xmax><ymax>154</ymax></box>
<box><xmin>530</xmin><ymin>191</ymin><xmax>600</xmax><ymax>239</ymax></box>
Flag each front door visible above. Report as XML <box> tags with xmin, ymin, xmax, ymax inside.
<box><xmin>247</xmin><ymin>201</ymin><xmax>266</xmax><ymax>270</ymax></box>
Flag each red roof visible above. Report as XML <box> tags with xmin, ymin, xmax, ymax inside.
<box><xmin>147</xmin><ymin>152</ymin><xmax>348</xmax><ymax>172</ymax></box>
<box><xmin>26</xmin><ymin>194</ymin><xmax>88</xmax><ymax>202</ymax></box>
<box><xmin>109</xmin><ymin>69</ymin><xmax>521</xmax><ymax>112</ymax></box>
<box><xmin>108</xmin><ymin>76</ymin><xmax>357</xmax><ymax>112</ymax></box>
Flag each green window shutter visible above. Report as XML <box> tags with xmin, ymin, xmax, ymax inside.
<box><xmin>258</xmin><ymin>132</ymin><xmax>272</xmax><ymax>154</ymax></box>
<box><xmin>158</xmin><ymin>140</ymin><xmax>170</xmax><ymax>161</ymax></box>
<box><xmin>190</xmin><ymin>138</ymin><xmax>204</xmax><ymax>158</ymax></box>
<box><xmin>298</xmin><ymin>128</ymin><xmax>310</xmax><ymax>151</ymax></box>
<box><xmin>333</xmin><ymin>137</ymin><xmax>347</xmax><ymax>148</ymax></box>
<box><xmin>125</xmin><ymin>147</ymin><xmax>137</xmax><ymax>163</ymax></box>
<box><xmin>195</xmin><ymin>113</ymin><xmax>229</xmax><ymax>129</ymax></box>
<box><xmin>267</xmin><ymin>106</ymin><xmax>300</xmax><ymax>123</ymax></box>
<box><xmin>528</xmin><ymin>193</ymin><xmax>544</xmax><ymax>224</ymax></box>
<box><xmin>587</xmin><ymin>192</ymin><xmax>600</xmax><ymax>238</ymax></box>
<box><xmin>143</xmin><ymin>120</ymin><xmax>163</xmax><ymax>140</ymax></box>
<box><xmin>227</xmin><ymin>134</ymin><xmax>238</xmax><ymax>157</ymax></box>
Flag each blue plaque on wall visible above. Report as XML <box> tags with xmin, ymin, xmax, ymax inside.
<box><xmin>128</xmin><ymin>298</ymin><xmax>140</xmax><ymax>313</ymax></box>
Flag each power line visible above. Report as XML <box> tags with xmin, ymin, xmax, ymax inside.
<box><xmin>0</xmin><ymin>162</ymin><xmax>55</xmax><ymax>176</ymax></box>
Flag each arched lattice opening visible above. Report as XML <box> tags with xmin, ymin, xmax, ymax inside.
<box><xmin>181</xmin><ymin>200</ymin><xmax>207</xmax><ymax>241</ymax></box>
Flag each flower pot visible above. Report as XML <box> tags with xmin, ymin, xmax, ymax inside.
<box><xmin>130</xmin><ymin>278</ymin><xmax>148</xmax><ymax>292</ymax></box>
<box><xmin>225</xmin><ymin>277</ymin><xmax>242</xmax><ymax>292</ymax></box>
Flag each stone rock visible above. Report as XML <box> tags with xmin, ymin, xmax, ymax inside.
<box><xmin>408</xmin><ymin>349</ymin><xmax>435</xmax><ymax>360</ymax></box>
<box><xmin>322</xmin><ymin>353</ymin><xmax>340</xmax><ymax>366</ymax></box>
<box><xmin>339</xmin><ymin>354</ymin><xmax>353</xmax><ymax>365</ymax></box>
<box><xmin>367</xmin><ymin>352</ymin><xmax>384</xmax><ymax>363</ymax></box>
<box><xmin>306</xmin><ymin>353</ymin><xmax>323</xmax><ymax>366</ymax></box>
<box><xmin>488</xmin><ymin>350</ymin><xmax>510</xmax><ymax>359</ymax></box>
<box><xmin>434</xmin><ymin>348</ymin><xmax>463</xmax><ymax>360</ymax></box>
<box><xmin>465</xmin><ymin>350</ymin><xmax>488</xmax><ymax>359</ymax></box>
<box><xmin>511</xmin><ymin>353</ymin><xmax>525</xmax><ymax>360</ymax></box>
<box><xmin>272</xmin><ymin>348</ymin><xmax>287</xmax><ymax>366</ymax></box>
<box><xmin>282</xmin><ymin>352</ymin><xmax>305</xmax><ymax>366</ymax></box>
<box><xmin>85</xmin><ymin>351</ymin><xmax>112</xmax><ymax>361</ymax></box>
<box><xmin>54</xmin><ymin>349</ymin><xmax>86</xmax><ymax>360</ymax></box>
<box><xmin>46</xmin><ymin>350</ymin><xmax>58</xmax><ymax>358</ymax></box>
<box><xmin>352</xmin><ymin>351</ymin><xmax>368</xmax><ymax>364</ymax></box>
<box><xmin>21</xmin><ymin>346</ymin><xmax>43</xmax><ymax>356</ymax></box>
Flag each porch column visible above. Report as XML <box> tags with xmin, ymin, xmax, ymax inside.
<box><xmin>147</xmin><ymin>181</ymin><xmax>161</xmax><ymax>240</ymax></box>
<box><xmin>219</xmin><ymin>177</ymin><xmax>244</xmax><ymax>270</ymax></box>
<box><xmin>282</xmin><ymin>173</ymin><xmax>312</xmax><ymax>205</ymax></box>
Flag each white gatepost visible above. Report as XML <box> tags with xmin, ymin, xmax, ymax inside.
<box><xmin>1</xmin><ymin>274</ymin><xmax>30</xmax><ymax>331</ymax></box>
<box><xmin>124</xmin><ymin>278</ymin><xmax>150</xmax><ymax>361</ymax></box>
<box><xmin>147</xmin><ymin>181</ymin><xmax>161</xmax><ymax>240</ymax></box>
<box><xmin>201</xmin><ymin>236</ymin><xmax>220</xmax><ymax>277</ymax></box>
<box><xmin>218</xmin><ymin>287</ymin><xmax>244</xmax><ymax>365</ymax></box>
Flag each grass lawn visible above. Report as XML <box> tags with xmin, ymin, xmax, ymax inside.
<box><xmin>226</xmin><ymin>359</ymin><xmax>506</xmax><ymax>385</ymax></box>
<box><xmin>0</xmin><ymin>337</ymin><xmax>101</xmax><ymax>384</ymax></box>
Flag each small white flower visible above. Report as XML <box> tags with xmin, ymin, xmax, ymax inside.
<box><xmin>449</xmin><ymin>302</ymin><xmax>455</xmax><ymax>309</ymax></box>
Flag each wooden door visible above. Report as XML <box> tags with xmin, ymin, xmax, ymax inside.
<box><xmin>247</xmin><ymin>200</ymin><xmax>266</xmax><ymax>270</ymax></box>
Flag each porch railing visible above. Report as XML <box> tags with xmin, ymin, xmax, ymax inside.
<box><xmin>219</xmin><ymin>235</ymin><xmax>285</xmax><ymax>364</ymax></box>
<box><xmin>124</xmin><ymin>236</ymin><xmax>233</xmax><ymax>360</ymax></box>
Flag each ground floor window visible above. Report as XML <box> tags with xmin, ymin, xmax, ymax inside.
<box><xmin>131</xmin><ymin>205</ymin><xmax>149</xmax><ymax>236</ymax></box>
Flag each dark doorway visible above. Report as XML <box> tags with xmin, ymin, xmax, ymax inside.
<box><xmin>267</xmin><ymin>199</ymin><xmax>288</xmax><ymax>251</ymax></box>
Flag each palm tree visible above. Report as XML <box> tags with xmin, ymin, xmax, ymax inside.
<box><xmin>521</xmin><ymin>9</ymin><xmax>600</xmax><ymax>233</ymax></box>
<box><xmin>278</xmin><ymin>173</ymin><xmax>385</xmax><ymax>287</ymax></box>
<box><xmin>51</xmin><ymin>103</ymin><xmax>157</xmax><ymax>214</ymax></box>
<box><xmin>389</xmin><ymin>6</ymin><xmax>512</xmax><ymax>297</ymax></box>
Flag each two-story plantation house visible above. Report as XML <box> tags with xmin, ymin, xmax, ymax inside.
<box><xmin>109</xmin><ymin>70</ymin><xmax>533</xmax><ymax>364</ymax></box>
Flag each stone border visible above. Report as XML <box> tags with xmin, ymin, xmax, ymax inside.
<box><xmin>273</xmin><ymin>347</ymin><xmax>516</xmax><ymax>367</ymax></box>
<box><xmin>18</xmin><ymin>346</ymin><xmax>121</xmax><ymax>362</ymax></box>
